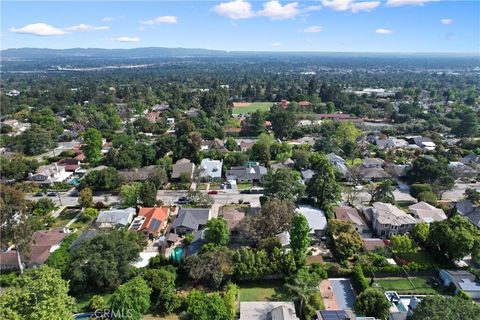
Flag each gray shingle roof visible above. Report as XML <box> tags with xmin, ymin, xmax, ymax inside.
<box><xmin>172</xmin><ymin>208</ymin><xmax>210</xmax><ymax>230</ymax></box>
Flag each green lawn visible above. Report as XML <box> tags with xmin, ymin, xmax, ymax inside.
<box><xmin>75</xmin><ymin>292</ymin><xmax>113</xmax><ymax>312</ymax></box>
<box><xmin>236</xmin><ymin>182</ymin><xmax>253</xmax><ymax>190</ymax></box>
<box><xmin>397</xmin><ymin>250</ymin><xmax>437</xmax><ymax>265</ymax></box>
<box><xmin>375</xmin><ymin>277</ymin><xmax>438</xmax><ymax>294</ymax></box>
<box><xmin>239</xmin><ymin>282</ymin><xmax>292</xmax><ymax>302</ymax></box>
<box><xmin>209</xmin><ymin>182</ymin><xmax>222</xmax><ymax>190</ymax></box>
<box><xmin>51</xmin><ymin>209</ymin><xmax>79</xmax><ymax>227</ymax></box>
<box><xmin>233</xmin><ymin>102</ymin><xmax>273</xmax><ymax>114</ymax></box>
<box><xmin>198</xmin><ymin>183</ymin><xmax>208</xmax><ymax>190</ymax></box>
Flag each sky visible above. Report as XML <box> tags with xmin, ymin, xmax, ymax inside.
<box><xmin>1</xmin><ymin>0</ymin><xmax>479</xmax><ymax>53</ymax></box>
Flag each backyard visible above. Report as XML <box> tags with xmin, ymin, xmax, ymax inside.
<box><xmin>239</xmin><ymin>281</ymin><xmax>292</xmax><ymax>302</ymax></box>
<box><xmin>374</xmin><ymin>276</ymin><xmax>439</xmax><ymax>294</ymax></box>
<box><xmin>232</xmin><ymin>102</ymin><xmax>273</xmax><ymax>114</ymax></box>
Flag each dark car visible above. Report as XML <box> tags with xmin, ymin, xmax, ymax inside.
<box><xmin>34</xmin><ymin>191</ymin><xmax>45</xmax><ymax>197</ymax></box>
<box><xmin>207</xmin><ymin>190</ymin><xmax>218</xmax><ymax>195</ymax></box>
<box><xmin>47</xmin><ymin>192</ymin><xmax>58</xmax><ymax>197</ymax></box>
<box><xmin>177</xmin><ymin>196</ymin><xmax>191</xmax><ymax>204</ymax></box>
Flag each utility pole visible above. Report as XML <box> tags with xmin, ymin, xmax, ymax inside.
<box><xmin>12</xmin><ymin>212</ymin><xmax>24</xmax><ymax>274</ymax></box>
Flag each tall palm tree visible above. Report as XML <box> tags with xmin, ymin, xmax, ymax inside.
<box><xmin>284</xmin><ymin>269</ymin><xmax>320</xmax><ymax>318</ymax></box>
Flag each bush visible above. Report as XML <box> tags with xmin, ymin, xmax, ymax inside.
<box><xmin>0</xmin><ymin>272</ymin><xmax>18</xmax><ymax>287</ymax></box>
<box><xmin>310</xmin><ymin>263</ymin><xmax>328</xmax><ymax>280</ymax></box>
<box><xmin>410</xmin><ymin>184</ymin><xmax>432</xmax><ymax>198</ymax></box>
<box><xmin>417</xmin><ymin>191</ymin><xmax>438</xmax><ymax>205</ymax></box>
<box><xmin>80</xmin><ymin>208</ymin><xmax>99</xmax><ymax>222</ymax></box>
<box><xmin>223</xmin><ymin>282</ymin><xmax>239</xmax><ymax>320</ymax></box>
<box><xmin>89</xmin><ymin>295</ymin><xmax>107</xmax><ymax>310</ymax></box>
<box><xmin>352</xmin><ymin>265</ymin><xmax>369</xmax><ymax>294</ymax></box>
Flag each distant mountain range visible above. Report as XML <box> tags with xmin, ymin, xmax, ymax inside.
<box><xmin>2</xmin><ymin>47</ymin><xmax>478</xmax><ymax>60</ymax></box>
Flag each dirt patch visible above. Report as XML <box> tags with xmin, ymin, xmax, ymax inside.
<box><xmin>233</xmin><ymin>102</ymin><xmax>253</xmax><ymax>107</ymax></box>
<box><xmin>320</xmin><ymin>280</ymin><xmax>340</xmax><ymax>310</ymax></box>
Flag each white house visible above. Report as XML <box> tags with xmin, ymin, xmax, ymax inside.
<box><xmin>198</xmin><ymin>158</ymin><xmax>223</xmax><ymax>181</ymax></box>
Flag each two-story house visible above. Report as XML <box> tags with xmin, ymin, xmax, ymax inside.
<box><xmin>364</xmin><ymin>202</ymin><xmax>417</xmax><ymax>238</ymax></box>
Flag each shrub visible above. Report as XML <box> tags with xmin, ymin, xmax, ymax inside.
<box><xmin>410</xmin><ymin>184</ymin><xmax>432</xmax><ymax>198</ymax></box>
<box><xmin>223</xmin><ymin>282</ymin><xmax>239</xmax><ymax>320</ymax></box>
<box><xmin>352</xmin><ymin>265</ymin><xmax>369</xmax><ymax>294</ymax></box>
<box><xmin>417</xmin><ymin>191</ymin><xmax>438</xmax><ymax>205</ymax></box>
<box><xmin>89</xmin><ymin>295</ymin><xmax>107</xmax><ymax>310</ymax></box>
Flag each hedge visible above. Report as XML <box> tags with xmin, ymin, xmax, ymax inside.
<box><xmin>352</xmin><ymin>265</ymin><xmax>369</xmax><ymax>294</ymax></box>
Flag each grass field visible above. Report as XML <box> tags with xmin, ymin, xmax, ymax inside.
<box><xmin>375</xmin><ymin>276</ymin><xmax>438</xmax><ymax>294</ymax></box>
<box><xmin>239</xmin><ymin>281</ymin><xmax>292</xmax><ymax>302</ymax></box>
<box><xmin>236</xmin><ymin>182</ymin><xmax>253</xmax><ymax>190</ymax></box>
<box><xmin>233</xmin><ymin>102</ymin><xmax>273</xmax><ymax>114</ymax></box>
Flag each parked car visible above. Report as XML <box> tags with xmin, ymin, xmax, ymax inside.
<box><xmin>177</xmin><ymin>196</ymin><xmax>191</xmax><ymax>204</ymax></box>
<box><xmin>47</xmin><ymin>192</ymin><xmax>58</xmax><ymax>197</ymax></box>
<box><xmin>34</xmin><ymin>191</ymin><xmax>45</xmax><ymax>197</ymax></box>
<box><xmin>207</xmin><ymin>190</ymin><xmax>218</xmax><ymax>195</ymax></box>
<box><xmin>70</xmin><ymin>189</ymin><xmax>79</xmax><ymax>197</ymax></box>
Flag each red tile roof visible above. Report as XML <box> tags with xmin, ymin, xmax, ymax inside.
<box><xmin>137</xmin><ymin>207</ymin><xmax>169</xmax><ymax>235</ymax></box>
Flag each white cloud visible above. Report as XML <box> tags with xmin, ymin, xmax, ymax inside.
<box><xmin>213</xmin><ymin>0</ymin><xmax>255</xmax><ymax>19</ymax></box>
<box><xmin>102</xmin><ymin>17</ymin><xmax>114</xmax><ymax>22</ymax></box>
<box><xmin>64</xmin><ymin>24</ymin><xmax>109</xmax><ymax>32</ymax></box>
<box><xmin>321</xmin><ymin>0</ymin><xmax>352</xmax><ymax>11</ymax></box>
<box><xmin>9</xmin><ymin>23</ymin><xmax>68</xmax><ymax>36</ymax></box>
<box><xmin>271</xmin><ymin>42</ymin><xmax>283</xmax><ymax>47</ymax></box>
<box><xmin>258</xmin><ymin>1</ymin><xmax>300</xmax><ymax>20</ymax></box>
<box><xmin>386</xmin><ymin>0</ymin><xmax>436</xmax><ymax>7</ymax></box>
<box><xmin>303</xmin><ymin>5</ymin><xmax>322</xmax><ymax>12</ymax></box>
<box><xmin>140</xmin><ymin>16</ymin><xmax>178</xmax><ymax>25</ymax></box>
<box><xmin>440</xmin><ymin>18</ymin><xmax>454</xmax><ymax>25</ymax></box>
<box><xmin>303</xmin><ymin>25</ymin><xmax>323</xmax><ymax>33</ymax></box>
<box><xmin>375</xmin><ymin>28</ymin><xmax>393</xmax><ymax>34</ymax></box>
<box><xmin>350</xmin><ymin>1</ymin><xmax>380</xmax><ymax>12</ymax></box>
<box><xmin>322</xmin><ymin>0</ymin><xmax>379</xmax><ymax>12</ymax></box>
<box><xmin>110</xmin><ymin>36</ymin><xmax>140</xmax><ymax>42</ymax></box>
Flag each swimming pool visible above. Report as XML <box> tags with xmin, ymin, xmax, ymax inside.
<box><xmin>69</xmin><ymin>177</ymin><xmax>78</xmax><ymax>185</ymax></box>
<box><xmin>170</xmin><ymin>247</ymin><xmax>184</xmax><ymax>263</ymax></box>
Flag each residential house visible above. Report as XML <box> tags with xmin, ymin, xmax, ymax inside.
<box><xmin>298</xmin><ymin>100</ymin><xmax>312</xmax><ymax>108</ymax></box>
<box><xmin>449</xmin><ymin>161</ymin><xmax>477</xmax><ymax>180</ymax></box>
<box><xmin>364</xmin><ymin>202</ymin><xmax>417</xmax><ymax>238</ymax></box>
<box><xmin>201</xmin><ymin>138</ymin><xmax>228</xmax><ymax>153</ymax></box>
<box><xmin>408</xmin><ymin>202</ymin><xmax>447</xmax><ymax>224</ymax></box>
<box><xmin>439</xmin><ymin>269</ymin><xmax>480</xmax><ymax>299</ymax></box>
<box><xmin>239</xmin><ymin>140</ymin><xmax>256</xmax><ymax>152</ymax></box>
<box><xmin>316</xmin><ymin>310</ymin><xmax>356</xmax><ymax>320</ymax></box>
<box><xmin>357</xmin><ymin>166</ymin><xmax>391</xmax><ymax>182</ymax></box>
<box><xmin>120</xmin><ymin>165</ymin><xmax>165</xmax><ymax>183</ymax></box>
<box><xmin>460</xmin><ymin>154</ymin><xmax>480</xmax><ymax>171</ymax></box>
<box><xmin>129</xmin><ymin>207</ymin><xmax>170</xmax><ymax>238</ymax></box>
<box><xmin>362</xmin><ymin>158</ymin><xmax>385</xmax><ymax>168</ymax></box>
<box><xmin>57</xmin><ymin>158</ymin><xmax>81</xmax><ymax>172</ymax></box>
<box><xmin>455</xmin><ymin>200</ymin><xmax>480</xmax><ymax>228</ymax></box>
<box><xmin>408</xmin><ymin>136</ymin><xmax>436</xmax><ymax>151</ymax></box>
<box><xmin>327</xmin><ymin>153</ymin><xmax>349</xmax><ymax>177</ymax></box>
<box><xmin>95</xmin><ymin>208</ymin><xmax>136</xmax><ymax>229</ymax></box>
<box><xmin>1</xmin><ymin>228</ymin><xmax>68</xmax><ymax>270</ymax></box>
<box><xmin>375</xmin><ymin>138</ymin><xmax>408</xmax><ymax>150</ymax></box>
<box><xmin>198</xmin><ymin>158</ymin><xmax>223</xmax><ymax>181</ymax></box>
<box><xmin>29</xmin><ymin>163</ymin><xmax>73</xmax><ymax>185</ymax></box>
<box><xmin>362</xmin><ymin>238</ymin><xmax>387</xmax><ymax>252</ymax></box>
<box><xmin>227</xmin><ymin>165</ymin><xmax>267</xmax><ymax>183</ymax></box>
<box><xmin>171</xmin><ymin>208</ymin><xmax>211</xmax><ymax>235</ymax></box>
<box><xmin>384</xmin><ymin>291</ymin><xmax>422</xmax><ymax>320</ymax></box>
<box><xmin>334</xmin><ymin>206</ymin><xmax>368</xmax><ymax>234</ymax></box>
<box><xmin>298</xmin><ymin>205</ymin><xmax>327</xmax><ymax>237</ymax></box>
<box><xmin>171</xmin><ymin>158</ymin><xmax>195</xmax><ymax>180</ymax></box>
<box><xmin>239</xmin><ymin>301</ymin><xmax>299</xmax><ymax>320</ymax></box>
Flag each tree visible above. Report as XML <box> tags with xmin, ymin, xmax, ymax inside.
<box><xmin>406</xmin><ymin>157</ymin><xmax>455</xmax><ymax>197</ymax></box>
<box><xmin>389</xmin><ymin>235</ymin><xmax>414</xmax><ymax>253</ymax></box>
<box><xmin>68</xmin><ymin>230</ymin><xmax>145</xmax><ymax>292</ymax></box>
<box><xmin>285</xmin><ymin>268</ymin><xmax>321</xmax><ymax>319</ymax></box>
<box><xmin>225</xmin><ymin>137</ymin><xmax>238</xmax><ymax>151</ymax></box>
<box><xmin>82</xmin><ymin>128</ymin><xmax>103</xmax><ymax>163</ymax></box>
<box><xmin>411</xmin><ymin>295</ymin><xmax>480</xmax><ymax>320</ymax></box>
<box><xmin>290</xmin><ymin>214</ymin><xmax>311</xmax><ymax>265</ymax></box>
<box><xmin>327</xmin><ymin>219</ymin><xmax>363</xmax><ymax>260</ymax></box>
<box><xmin>452</xmin><ymin>108</ymin><xmax>479</xmax><ymax>137</ymax></box>
<box><xmin>0</xmin><ymin>266</ymin><xmax>75</xmax><ymax>320</ymax></box>
<box><xmin>139</xmin><ymin>181</ymin><xmax>157</xmax><ymax>207</ymax></box>
<box><xmin>263</xmin><ymin>169</ymin><xmax>305</xmax><ymax>202</ymax></box>
<box><xmin>427</xmin><ymin>215</ymin><xmax>480</xmax><ymax>262</ymax></box>
<box><xmin>352</xmin><ymin>265</ymin><xmax>369</xmax><ymax>294</ymax></box>
<box><xmin>0</xmin><ymin>186</ymin><xmax>32</xmax><ymax>273</ymax></box>
<box><xmin>411</xmin><ymin>222</ymin><xmax>429</xmax><ymax>244</ymax></box>
<box><xmin>205</xmin><ymin>218</ymin><xmax>230</xmax><ymax>246</ymax></box>
<box><xmin>89</xmin><ymin>295</ymin><xmax>107</xmax><ymax>310</ymax></box>
<box><xmin>334</xmin><ymin>121</ymin><xmax>362</xmax><ymax>146</ymax></box>
<box><xmin>141</xmin><ymin>267</ymin><xmax>179</xmax><ymax>314</ymax></box>
<box><xmin>78</xmin><ymin>187</ymin><xmax>93</xmax><ymax>208</ymax></box>
<box><xmin>78</xmin><ymin>167</ymin><xmax>120</xmax><ymax>191</ymax></box>
<box><xmin>186</xmin><ymin>247</ymin><xmax>233</xmax><ymax>289</ymax></box>
<box><xmin>185</xmin><ymin>290</ymin><xmax>230</xmax><ymax>320</ymax></box>
<box><xmin>80</xmin><ymin>207</ymin><xmax>99</xmax><ymax>222</ymax></box>
<box><xmin>250</xmin><ymin>134</ymin><xmax>272</xmax><ymax>166</ymax></box>
<box><xmin>292</xmin><ymin>148</ymin><xmax>311</xmax><ymax>170</ymax></box>
<box><xmin>14</xmin><ymin>125</ymin><xmax>54</xmax><ymax>156</ymax></box>
<box><xmin>120</xmin><ymin>182</ymin><xmax>141</xmax><ymax>207</ymax></box>
<box><xmin>269</xmin><ymin>105</ymin><xmax>296</xmax><ymax>140</ymax></box>
<box><xmin>306</xmin><ymin>153</ymin><xmax>341</xmax><ymax>214</ymax></box>
<box><xmin>354</xmin><ymin>288</ymin><xmax>390</xmax><ymax>320</ymax></box>
<box><xmin>465</xmin><ymin>188</ymin><xmax>480</xmax><ymax>204</ymax></box>
<box><xmin>258</xmin><ymin>199</ymin><xmax>297</xmax><ymax>237</ymax></box>
<box><xmin>369</xmin><ymin>180</ymin><xmax>395</xmax><ymax>204</ymax></box>
<box><xmin>110</xmin><ymin>276</ymin><xmax>152</xmax><ymax>320</ymax></box>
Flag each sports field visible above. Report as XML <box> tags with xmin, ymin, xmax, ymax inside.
<box><xmin>232</xmin><ymin>102</ymin><xmax>272</xmax><ymax>114</ymax></box>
